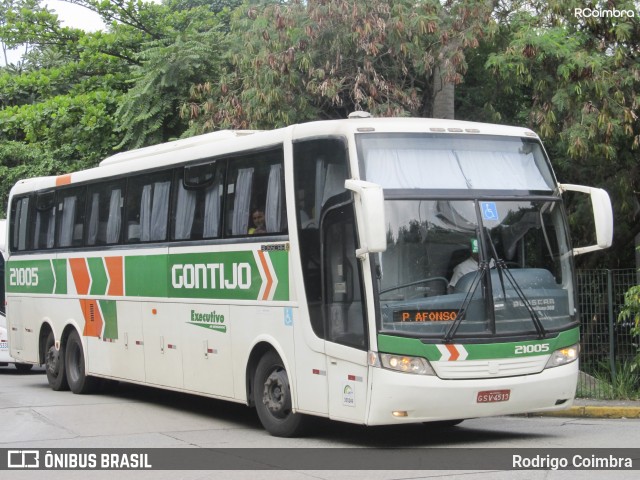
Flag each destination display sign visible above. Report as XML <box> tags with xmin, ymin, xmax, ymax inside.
<box><xmin>393</xmin><ymin>309</ymin><xmax>458</xmax><ymax>323</ymax></box>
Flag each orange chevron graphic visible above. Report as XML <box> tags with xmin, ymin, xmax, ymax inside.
<box><xmin>81</xmin><ymin>299</ymin><xmax>104</xmax><ymax>337</ymax></box>
<box><xmin>257</xmin><ymin>250</ymin><xmax>274</xmax><ymax>301</ymax></box>
<box><xmin>69</xmin><ymin>258</ymin><xmax>90</xmax><ymax>295</ymax></box>
<box><xmin>105</xmin><ymin>256</ymin><xmax>124</xmax><ymax>296</ymax></box>
<box><xmin>446</xmin><ymin>344</ymin><xmax>460</xmax><ymax>361</ymax></box>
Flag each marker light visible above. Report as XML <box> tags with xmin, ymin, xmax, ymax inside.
<box><xmin>545</xmin><ymin>343</ymin><xmax>579</xmax><ymax>369</ymax></box>
<box><xmin>379</xmin><ymin>353</ymin><xmax>435</xmax><ymax>375</ymax></box>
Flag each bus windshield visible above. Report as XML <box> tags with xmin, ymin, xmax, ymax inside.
<box><xmin>373</xmin><ymin>198</ymin><xmax>575</xmax><ymax>339</ymax></box>
<box><xmin>356</xmin><ymin>133</ymin><xmax>575</xmax><ymax>339</ymax></box>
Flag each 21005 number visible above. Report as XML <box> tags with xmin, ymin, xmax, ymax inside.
<box><xmin>9</xmin><ymin>267</ymin><xmax>39</xmax><ymax>287</ymax></box>
<box><xmin>514</xmin><ymin>344</ymin><xmax>549</xmax><ymax>355</ymax></box>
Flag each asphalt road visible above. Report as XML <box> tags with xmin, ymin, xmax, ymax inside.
<box><xmin>1</xmin><ymin>367</ymin><xmax>639</xmax><ymax>480</ymax></box>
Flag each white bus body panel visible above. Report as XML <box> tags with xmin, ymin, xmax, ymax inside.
<box><xmin>366</xmin><ymin>361</ymin><xmax>578</xmax><ymax>425</ymax></box>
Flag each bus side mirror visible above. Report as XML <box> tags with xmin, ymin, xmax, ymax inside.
<box><xmin>344</xmin><ymin>179</ymin><xmax>387</xmax><ymax>257</ymax></box>
<box><xmin>559</xmin><ymin>184</ymin><xmax>613</xmax><ymax>255</ymax></box>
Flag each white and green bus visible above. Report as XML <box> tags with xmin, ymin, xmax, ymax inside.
<box><xmin>4</xmin><ymin>115</ymin><xmax>613</xmax><ymax>436</ymax></box>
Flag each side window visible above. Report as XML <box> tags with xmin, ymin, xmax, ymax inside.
<box><xmin>33</xmin><ymin>192</ymin><xmax>56</xmax><ymax>250</ymax></box>
<box><xmin>293</xmin><ymin>138</ymin><xmax>349</xmax><ymax>339</ymax></box>
<box><xmin>86</xmin><ymin>181</ymin><xmax>125</xmax><ymax>246</ymax></box>
<box><xmin>172</xmin><ymin>161</ymin><xmax>225</xmax><ymax>241</ymax></box>
<box><xmin>125</xmin><ymin>172</ymin><xmax>172</xmax><ymax>243</ymax></box>
<box><xmin>56</xmin><ymin>187</ymin><xmax>86</xmax><ymax>248</ymax></box>
<box><xmin>225</xmin><ymin>148</ymin><xmax>287</xmax><ymax>237</ymax></box>
<box><xmin>10</xmin><ymin>196</ymin><xmax>31</xmax><ymax>252</ymax></box>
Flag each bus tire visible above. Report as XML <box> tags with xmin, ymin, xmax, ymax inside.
<box><xmin>45</xmin><ymin>331</ymin><xmax>69</xmax><ymax>391</ymax></box>
<box><xmin>65</xmin><ymin>329</ymin><xmax>98</xmax><ymax>394</ymax></box>
<box><xmin>253</xmin><ymin>350</ymin><xmax>307</xmax><ymax>437</ymax></box>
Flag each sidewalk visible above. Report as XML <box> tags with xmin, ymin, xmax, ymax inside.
<box><xmin>532</xmin><ymin>399</ymin><xmax>640</xmax><ymax>419</ymax></box>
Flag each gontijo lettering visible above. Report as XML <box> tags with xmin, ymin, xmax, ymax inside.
<box><xmin>171</xmin><ymin>263</ymin><xmax>251</xmax><ymax>290</ymax></box>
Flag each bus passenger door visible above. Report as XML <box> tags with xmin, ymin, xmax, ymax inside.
<box><xmin>323</xmin><ymin>205</ymin><xmax>369</xmax><ymax>424</ymax></box>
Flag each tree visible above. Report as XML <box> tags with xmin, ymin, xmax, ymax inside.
<box><xmin>184</xmin><ymin>0</ymin><xmax>495</xmax><ymax>131</ymax></box>
<box><xmin>483</xmin><ymin>0</ymin><xmax>640</xmax><ymax>268</ymax></box>
<box><xmin>0</xmin><ymin>0</ymin><xmax>233</xmax><ymax>215</ymax></box>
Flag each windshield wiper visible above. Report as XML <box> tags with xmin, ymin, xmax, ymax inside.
<box><xmin>484</xmin><ymin>233</ymin><xmax>547</xmax><ymax>339</ymax></box>
<box><xmin>443</xmin><ymin>261</ymin><xmax>489</xmax><ymax>343</ymax></box>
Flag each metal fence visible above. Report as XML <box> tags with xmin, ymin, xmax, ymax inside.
<box><xmin>577</xmin><ymin>268</ymin><xmax>639</xmax><ymax>398</ymax></box>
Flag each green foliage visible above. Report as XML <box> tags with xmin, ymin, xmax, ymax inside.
<box><xmin>0</xmin><ymin>89</ymin><xmax>121</xmax><ymax>164</ymax></box>
<box><xmin>481</xmin><ymin>0</ymin><xmax>640</xmax><ymax>268</ymax></box>
<box><xmin>115</xmin><ymin>19</ymin><xmax>226</xmax><ymax>148</ymax></box>
<box><xmin>592</xmin><ymin>360</ymin><xmax>640</xmax><ymax>401</ymax></box>
<box><xmin>0</xmin><ymin>0</ymin><xmax>235</xmax><ymax>204</ymax></box>
<box><xmin>184</xmin><ymin>0</ymin><xmax>495</xmax><ymax>131</ymax></box>
<box><xmin>619</xmin><ymin>284</ymin><xmax>640</xmax><ymax>338</ymax></box>
<box><xmin>0</xmin><ymin>141</ymin><xmax>64</xmax><ymax>215</ymax></box>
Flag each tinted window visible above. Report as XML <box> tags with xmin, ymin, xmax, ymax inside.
<box><xmin>56</xmin><ymin>187</ymin><xmax>86</xmax><ymax>248</ymax></box>
<box><xmin>125</xmin><ymin>172</ymin><xmax>172</xmax><ymax>243</ymax></box>
<box><xmin>225</xmin><ymin>148</ymin><xmax>286</xmax><ymax>237</ymax></box>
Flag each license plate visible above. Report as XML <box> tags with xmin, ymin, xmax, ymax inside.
<box><xmin>476</xmin><ymin>389</ymin><xmax>511</xmax><ymax>403</ymax></box>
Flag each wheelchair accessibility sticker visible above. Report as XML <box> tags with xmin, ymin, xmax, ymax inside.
<box><xmin>481</xmin><ymin>202</ymin><xmax>499</xmax><ymax>221</ymax></box>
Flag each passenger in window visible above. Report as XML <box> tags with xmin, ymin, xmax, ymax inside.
<box><xmin>248</xmin><ymin>209</ymin><xmax>266</xmax><ymax>234</ymax></box>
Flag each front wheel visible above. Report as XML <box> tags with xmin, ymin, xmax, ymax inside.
<box><xmin>44</xmin><ymin>331</ymin><xmax>68</xmax><ymax>391</ymax></box>
<box><xmin>65</xmin><ymin>329</ymin><xmax>99</xmax><ymax>394</ymax></box>
<box><xmin>253</xmin><ymin>351</ymin><xmax>307</xmax><ymax>437</ymax></box>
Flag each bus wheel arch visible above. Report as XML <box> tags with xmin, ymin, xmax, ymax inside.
<box><xmin>249</xmin><ymin>345</ymin><xmax>308</xmax><ymax>437</ymax></box>
<box><xmin>38</xmin><ymin>323</ymin><xmax>54</xmax><ymax>366</ymax></box>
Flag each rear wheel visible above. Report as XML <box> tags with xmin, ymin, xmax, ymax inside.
<box><xmin>45</xmin><ymin>331</ymin><xmax>68</xmax><ymax>391</ymax></box>
<box><xmin>253</xmin><ymin>351</ymin><xmax>307</xmax><ymax>437</ymax></box>
<box><xmin>65</xmin><ymin>329</ymin><xmax>99</xmax><ymax>394</ymax></box>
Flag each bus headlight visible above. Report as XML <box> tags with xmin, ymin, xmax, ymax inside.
<box><xmin>379</xmin><ymin>353</ymin><xmax>435</xmax><ymax>375</ymax></box>
<box><xmin>545</xmin><ymin>343</ymin><xmax>579</xmax><ymax>369</ymax></box>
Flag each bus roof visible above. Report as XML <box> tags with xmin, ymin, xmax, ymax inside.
<box><xmin>8</xmin><ymin>117</ymin><xmax>540</xmax><ymax>196</ymax></box>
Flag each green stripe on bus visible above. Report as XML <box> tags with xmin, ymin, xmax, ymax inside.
<box><xmin>377</xmin><ymin>327</ymin><xmax>580</xmax><ymax>361</ymax></box>
<box><xmin>88</xmin><ymin>257</ymin><xmax>108</xmax><ymax>295</ymax></box>
<box><xmin>8</xmin><ymin>249</ymin><xmax>289</xmax><ymax>302</ymax></box>
<box><xmin>53</xmin><ymin>259</ymin><xmax>67</xmax><ymax>294</ymax></box>
<box><xmin>124</xmin><ymin>250</ymin><xmax>289</xmax><ymax>301</ymax></box>
<box><xmin>5</xmin><ymin>259</ymin><xmax>57</xmax><ymax>294</ymax></box>
<box><xmin>100</xmin><ymin>300</ymin><xmax>118</xmax><ymax>340</ymax></box>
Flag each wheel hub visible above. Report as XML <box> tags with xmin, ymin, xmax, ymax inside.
<box><xmin>262</xmin><ymin>369</ymin><xmax>290</xmax><ymax>418</ymax></box>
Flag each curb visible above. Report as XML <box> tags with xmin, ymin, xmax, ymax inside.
<box><xmin>532</xmin><ymin>406</ymin><xmax>640</xmax><ymax>419</ymax></box>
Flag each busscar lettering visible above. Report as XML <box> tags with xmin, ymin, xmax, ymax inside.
<box><xmin>171</xmin><ymin>263</ymin><xmax>251</xmax><ymax>290</ymax></box>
